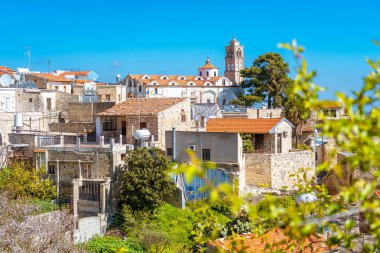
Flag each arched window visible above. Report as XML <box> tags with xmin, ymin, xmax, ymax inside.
<box><xmin>199</xmin><ymin>71</ymin><xmax>202</xmax><ymax>76</ymax></box>
<box><xmin>231</xmin><ymin>64</ymin><xmax>234</xmax><ymax>70</ymax></box>
<box><xmin>138</xmin><ymin>85</ymin><xmax>142</xmax><ymax>93</ymax></box>
<box><xmin>237</xmin><ymin>50</ymin><xmax>241</xmax><ymax>58</ymax></box>
<box><xmin>214</xmin><ymin>71</ymin><xmax>216</xmax><ymax>76</ymax></box>
<box><xmin>227</xmin><ymin>64</ymin><xmax>230</xmax><ymax>71</ymax></box>
<box><xmin>181</xmin><ymin>109</ymin><xmax>186</xmax><ymax>122</ymax></box>
<box><xmin>222</xmin><ymin>79</ymin><xmax>226</xmax><ymax>85</ymax></box>
<box><xmin>206</xmin><ymin>71</ymin><xmax>209</xmax><ymax>76</ymax></box>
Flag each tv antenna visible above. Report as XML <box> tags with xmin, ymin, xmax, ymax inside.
<box><xmin>24</xmin><ymin>46</ymin><xmax>32</xmax><ymax>70</ymax></box>
<box><xmin>47</xmin><ymin>59</ymin><xmax>52</xmax><ymax>73</ymax></box>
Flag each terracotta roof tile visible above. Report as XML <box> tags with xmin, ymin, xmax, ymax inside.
<box><xmin>206</xmin><ymin>118</ymin><xmax>283</xmax><ymax>134</ymax></box>
<box><xmin>28</xmin><ymin>73</ymin><xmax>73</xmax><ymax>83</ymax></box>
<box><xmin>59</xmin><ymin>71</ymin><xmax>90</xmax><ymax>76</ymax></box>
<box><xmin>198</xmin><ymin>62</ymin><xmax>218</xmax><ymax>69</ymax></box>
<box><xmin>97</xmin><ymin>98</ymin><xmax>187</xmax><ymax>116</ymax></box>
<box><xmin>208</xmin><ymin>229</ymin><xmax>334</xmax><ymax>253</ymax></box>
<box><xmin>130</xmin><ymin>74</ymin><xmax>234</xmax><ymax>87</ymax></box>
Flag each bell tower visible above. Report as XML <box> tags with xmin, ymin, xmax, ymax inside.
<box><xmin>224</xmin><ymin>38</ymin><xmax>244</xmax><ymax>85</ymax></box>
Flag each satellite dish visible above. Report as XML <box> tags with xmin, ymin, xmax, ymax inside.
<box><xmin>133</xmin><ymin>129</ymin><xmax>151</xmax><ymax>140</ymax></box>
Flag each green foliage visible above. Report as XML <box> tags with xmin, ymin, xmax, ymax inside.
<box><xmin>121</xmin><ymin>204</ymin><xmax>196</xmax><ymax>252</ymax></box>
<box><xmin>85</xmin><ymin>236</ymin><xmax>145</xmax><ymax>253</ymax></box>
<box><xmin>31</xmin><ymin>199</ymin><xmax>58</xmax><ymax>213</ymax></box>
<box><xmin>238</xmin><ymin>52</ymin><xmax>292</xmax><ymax>108</ymax></box>
<box><xmin>296</xmin><ymin>143</ymin><xmax>311</xmax><ymax>151</ymax></box>
<box><xmin>0</xmin><ymin>163</ymin><xmax>56</xmax><ymax>200</ymax></box>
<box><xmin>284</xmin><ymin>80</ymin><xmax>312</xmax><ymax>146</ymax></box>
<box><xmin>240</xmin><ymin>134</ymin><xmax>254</xmax><ymax>153</ymax></box>
<box><xmin>119</xmin><ymin>148</ymin><xmax>177</xmax><ymax>211</ymax></box>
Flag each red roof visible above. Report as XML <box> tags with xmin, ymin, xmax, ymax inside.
<box><xmin>59</xmin><ymin>71</ymin><xmax>90</xmax><ymax>76</ymax></box>
<box><xmin>97</xmin><ymin>98</ymin><xmax>187</xmax><ymax>116</ymax></box>
<box><xmin>208</xmin><ymin>229</ymin><xmax>334</xmax><ymax>253</ymax></box>
<box><xmin>28</xmin><ymin>73</ymin><xmax>73</xmax><ymax>83</ymax></box>
<box><xmin>206</xmin><ymin>118</ymin><xmax>284</xmax><ymax>134</ymax></box>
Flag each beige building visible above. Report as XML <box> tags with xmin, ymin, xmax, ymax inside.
<box><xmin>26</xmin><ymin>73</ymin><xmax>74</xmax><ymax>93</ymax></box>
<box><xmin>224</xmin><ymin>38</ymin><xmax>245</xmax><ymax>85</ymax></box>
<box><xmin>96</xmin><ymin>98</ymin><xmax>192</xmax><ymax>149</ymax></box>
<box><xmin>206</xmin><ymin>118</ymin><xmax>315</xmax><ymax>190</ymax></box>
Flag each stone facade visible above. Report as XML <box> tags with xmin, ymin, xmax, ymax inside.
<box><xmin>97</xmin><ymin>98</ymin><xmax>192</xmax><ymax>149</ymax></box>
<box><xmin>97</xmin><ymin>85</ymin><xmax>126</xmax><ymax>104</ymax></box>
<box><xmin>246</xmin><ymin>108</ymin><xmax>283</xmax><ymax>119</ymax></box>
<box><xmin>224</xmin><ymin>38</ymin><xmax>244</xmax><ymax>85</ymax></box>
<box><xmin>245</xmin><ymin>150</ymin><xmax>315</xmax><ymax>190</ymax></box>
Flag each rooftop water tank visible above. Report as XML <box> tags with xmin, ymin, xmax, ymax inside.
<box><xmin>133</xmin><ymin>129</ymin><xmax>151</xmax><ymax>140</ymax></box>
<box><xmin>14</xmin><ymin>113</ymin><xmax>23</xmax><ymax>128</ymax></box>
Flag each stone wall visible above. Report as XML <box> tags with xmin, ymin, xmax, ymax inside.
<box><xmin>0</xmin><ymin>111</ymin><xmax>60</xmax><ymax>145</ymax></box>
<box><xmin>157</xmin><ymin>98</ymin><xmax>192</xmax><ymax>149</ymax></box>
<box><xmin>56</xmin><ymin>92</ymin><xmax>79</xmax><ymax>120</ymax></box>
<box><xmin>67</xmin><ymin>102</ymin><xmax>115</xmax><ymax>123</ymax></box>
<box><xmin>97</xmin><ymin>85</ymin><xmax>126</xmax><ymax>104</ymax></box>
<box><xmin>15</xmin><ymin>90</ymin><xmax>44</xmax><ymax>112</ymax></box>
<box><xmin>49</xmin><ymin>122</ymin><xmax>95</xmax><ymax>134</ymax></box>
<box><xmin>245</xmin><ymin>150</ymin><xmax>315</xmax><ymax>190</ymax></box>
<box><xmin>247</xmin><ymin>108</ymin><xmax>283</xmax><ymax>119</ymax></box>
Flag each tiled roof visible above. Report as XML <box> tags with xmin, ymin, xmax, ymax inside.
<box><xmin>59</xmin><ymin>71</ymin><xmax>90</xmax><ymax>76</ymax></box>
<box><xmin>130</xmin><ymin>74</ymin><xmax>235</xmax><ymax>87</ymax></box>
<box><xmin>97</xmin><ymin>98</ymin><xmax>187</xmax><ymax>116</ymax></box>
<box><xmin>208</xmin><ymin>229</ymin><xmax>334</xmax><ymax>253</ymax></box>
<box><xmin>0</xmin><ymin>66</ymin><xmax>15</xmax><ymax>75</ymax></box>
<box><xmin>198</xmin><ymin>62</ymin><xmax>218</xmax><ymax>69</ymax></box>
<box><xmin>206</xmin><ymin>118</ymin><xmax>283</xmax><ymax>134</ymax></box>
<box><xmin>74</xmin><ymin>79</ymin><xmax>93</xmax><ymax>84</ymax></box>
<box><xmin>28</xmin><ymin>73</ymin><xmax>73</xmax><ymax>83</ymax></box>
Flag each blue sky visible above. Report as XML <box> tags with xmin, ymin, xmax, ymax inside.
<box><xmin>0</xmin><ymin>0</ymin><xmax>379</xmax><ymax>99</ymax></box>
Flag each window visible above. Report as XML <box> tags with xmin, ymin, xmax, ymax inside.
<box><xmin>202</xmin><ymin>149</ymin><xmax>211</xmax><ymax>161</ymax></box>
<box><xmin>121</xmin><ymin>154</ymin><xmax>126</xmax><ymax>161</ymax></box>
<box><xmin>55</xmin><ymin>86</ymin><xmax>59</xmax><ymax>90</ymax></box>
<box><xmin>207</xmin><ymin>99</ymin><xmax>211</xmax><ymax>104</ymax></box>
<box><xmin>222</xmin><ymin>79</ymin><xmax>226</xmax><ymax>85</ymax></box>
<box><xmin>187</xmin><ymin>144</ymin><xmax>197</xmax><ymax>151</ymax></box>
<box><xmin>214</xmin><ymin>71</ymin><xmax>216</xmax><ymax>76</ymax></box>
<box><xmin>140</xmin><ymin>122</ymin><xmax>147</xmax><ymax>129</ymax></box>
<box><xmin>231</xmin><ymin>64</ymin><xmax>234</xmax><ymax>70</ymax></box>
<box><xmin>63</xmin><ymin>86</ymin><xmax>67</xmax><ymax>93</ymax></box>
<box><xmin>155</xmin><ymin>88</ymin><xmax>158</xmax><ymax>94</ymax></box>
<box><xmin>199</xmin><ymin>72</ymin><xmax>202</xmax><ymax>76</ymax></box>
<box><xmin>98</xmin><ymin>95</ymin><xmax>102</xmax><ymax>102</ymax></box>
<box><xmin>144</xmin><ymin>76</ymin><xmax>149</xmax><ymax>79</ymax></box>
<box><xmin>181</xmin><ymin>109</ymin><xmax>186</xmax><ymax>122</ymax></box>
<box><xmin>5</xmin><ymin>97</ymin><xmax>10</xmax><ymax>110</ymax></box>
<box><xmin>255</xmin><ymin>134</ymin><xmax>264</xmax><ymax>150</ymax></box>
<box><xmin>227</xmin><ymin>64</ymin><xmax>230</xmax><ymax>71</ymax></box>
<box><xmin>103</xmin><ymin>116</ymin><xmax>116</xmax><ymax>131</ymax></box>
<box><xmin>105</xmin><ymin>95</ymin><xmax>111</xmax><ymax>101</ymax></box>
<box><xmin>47</xmin><ymin>98</ymin><xmax>51</xmax><ymax>110</ymax></box>
<box><xmin>167</xmin><ymin>148</ymin><xmax>173</xmax><ymax>156</ymax></box>
<box><xmin>81</xmin><ymin>163</ymin><xmax>92</xmax><ymax>179</ymax></box>
<box><xmin>29</xmin><ymin>98</ymin><xmax>33</xmax><ymax>102</ymax></box>
<box><xmin>200</xmin><ymin>116</ymin><xmax>205</xmax><ymax>128</ymax></box>
<box><xmin>277</xmin><ymin>133</ymin><xmax>282</xmax><ymax>153</ymax></box>
<box><xmin>138</xmin><ymin>85</ymin><xmax>142</xmax><ymax>93</ymax></box>
<box><xmin>48</xmin><ymin>164</ymin><xmax>55</xmax><ymax>174</ymax></box>
<box><xmin>118</xmin><ymin>95</ymin><xmax>121</xmax><ymax>101</ymax></box>
<box><xmin>206</xmin><ymin>71</ymin><xmax>209</xmax><ymax>76</ymax></box>
<box><xmin>180</xmin><ymin>77</ymin><xmax>185</xmax><ymax>80</ymax></box>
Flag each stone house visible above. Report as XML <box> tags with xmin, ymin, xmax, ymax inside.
<box><xmin>206</xmin><ymin>118</ymin><xmax>315</xmax><ymax>190</ymax></box>
<box><xmin>72</xmin><ymin>82</ymin><xmax>126</xmax><ymax>104</ymax></box>
<box><xmin>0</xmin><ymin>87</ymin><xmax>78</xmax><ymax>145</ymax></box>
<box><xmin>96</xmin><ymin>98</ymin><xmax>192</xmax><ymax>149</ymax></box>
<box><xmin>207</xmin><ymin>118</ymin><xmax>293</xmax><ymax>154</ymax></box>
<box><xmin>49</xmin><ymin>102</ymin><xmax>115</xmax><ymax>134</ymax></box>
<box><xmin>165</xmin><ymin>130</ymin><xmax>245</xmax><ymax>198</ymax></box>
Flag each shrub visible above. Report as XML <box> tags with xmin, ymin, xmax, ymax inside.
<box><xmin>85</xmin><ymin>236</ymin><xmax>145</xmax><ymax>253</ymax></box>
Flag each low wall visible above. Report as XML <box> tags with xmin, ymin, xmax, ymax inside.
<box><xmin>245</xmin><ymin>151</ymin><xmax>315</xmax><ymax>190</ymax></box>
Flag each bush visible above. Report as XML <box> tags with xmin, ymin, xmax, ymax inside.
<box><xmin>0</xmin><ymin>163</ymin><xmax>56</xmax><ymax>200</ymax></box>
<box><xmin>85</xmin><ymin>236</ymin><xmax>145</xmax><ymax>253</ymax></box>
<box><xmin>297</xmin><ymin>143</ymin><xmax>311</xmax><ymax>151</ymax></box>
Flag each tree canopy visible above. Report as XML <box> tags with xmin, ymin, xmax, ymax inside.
<box><xmin>237</xmin><ymin>52</ymin><xmax>292</xmax><ymax>108</ymax></box>
<box><xmin>119</xmin><ymin>148</ymin><xmax>177</xmax><ymax>211</ymax></box>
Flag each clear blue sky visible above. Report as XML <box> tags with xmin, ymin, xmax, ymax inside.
<box><xmin>0</xmin><ymin>0</ymin><xmax>379</xmax><ymax>99</ymax></box>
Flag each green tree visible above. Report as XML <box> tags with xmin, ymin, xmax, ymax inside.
<box><xmin>119</xmin><ymin>148</ymin><xmax>177</xmax><ymax>211</ymax></box>
<box><xmin>284</xmin><ymin>80</ymin><xmax>312</xmax><ymax>146</ymax></box>
<box><xmin>0</xmin><ymin>163</ymin><xmax>56</xmax><ymax>200</ymax></box>
<box><xmin>238</xmin><ymin>52</ymin><xmax>292</xmax><ymax>108</ymax></box>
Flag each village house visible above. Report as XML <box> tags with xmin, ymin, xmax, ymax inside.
<box><xmin>206</xmin><ymin>118</ymin><xmax>315</xmax><ymax>191</ymax></box>
<box><xmin>56</xmin><ymin>70</ymin><xmax>99</xmax><ymax>81</ymax></box>
<box><xmin>26</xmin><ymin>73</ymin><xmax>74</xmax><ymax>93</ymax></box>
<box><xmin>72</xmin><ymin>80</ymin><xmax>126</xmax><ymax>103</ymax></box>
<box><xmin>96</xmin><ymin>98</ymin><xmax>192</xmax><ymax>149</ymax></box>
<box><xmin>121</xmin><ymin>39</ymin><xmax>245</xmax><ymax>107</ymax></box>
<box><xmin>165</xmin><ymin>130</ymin><xmax>245</xmax><ymax>199</ymax></box>
<box><xmin>0</xmin><ymin>84</ymin><xmax>78</xmax><ymax>145</ymax></box>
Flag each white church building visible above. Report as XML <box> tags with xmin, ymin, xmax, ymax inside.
<box><xmin>122</xmin><ymin>38</ymin><xmax>245</xmax><ymax>107</ymax></box>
